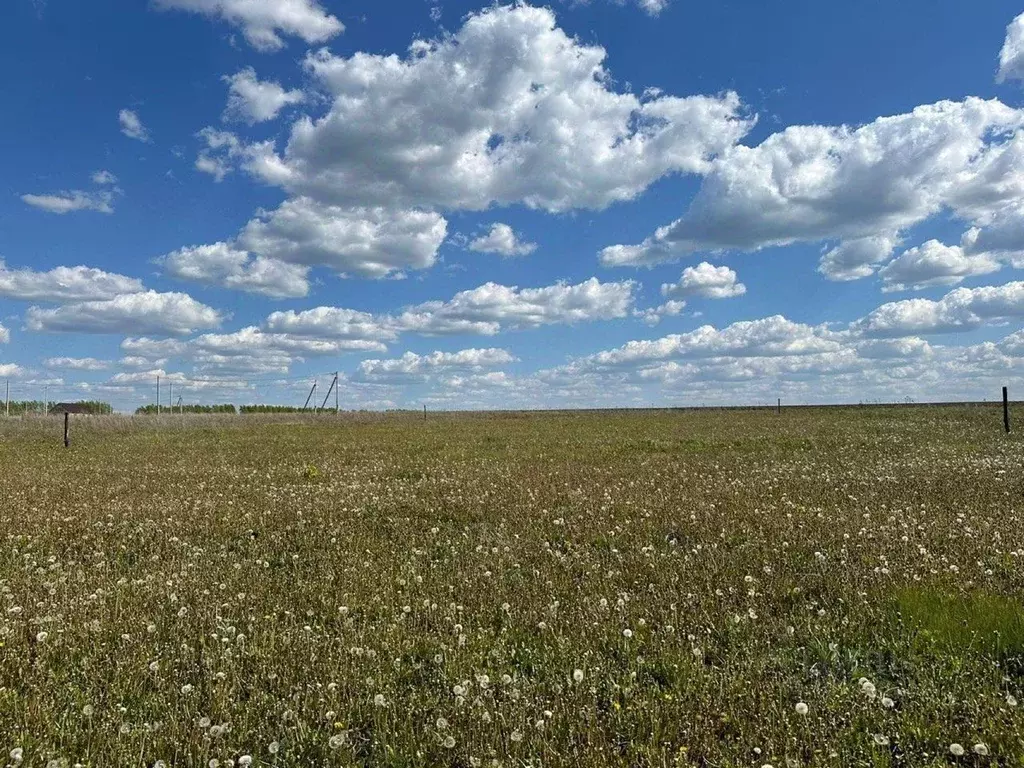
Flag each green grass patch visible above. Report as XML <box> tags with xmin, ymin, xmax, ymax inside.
<box><xmin>896</xmin><ymin>586</ymin><xmax>1024</xmax><ymax>660</ymax></box>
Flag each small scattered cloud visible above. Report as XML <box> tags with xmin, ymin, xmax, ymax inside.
<box><xmin>119</xmin><ymin>109</ymin><xmax>149</xmax><ymax>142</ymax></box>
<box><xmin>21</xmin><ymin>190</ymin><xmax>116</xmax><ymax>214</ymax></box>
<box><xmin>661</xmin><ymin>262</ymin><xmax>746</xmax><ymax>299</ymax></box>
<box><xmin>468</xmin><ymin>224</ymin><xmax>537</xmax><ymax>257</ymax></box>
<box><xmin>153</xmin><ymin>0</ymin><xmax>343</xmax><ymax>52</ymax></box>
<box><xmin>44</xmin><ymin>357</ymin><xmax>110</xmax><ymax>371</ymax></box>
<box><xmin>223</xmin><ymin>67</ymin><xmax>305</xmax><ymax>124</ymax></box>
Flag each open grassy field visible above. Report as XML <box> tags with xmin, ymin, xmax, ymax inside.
<box><xmin>1</xmin><ymin>407</ymin><xmax>1024</xmax><ymax>767</ymax></box>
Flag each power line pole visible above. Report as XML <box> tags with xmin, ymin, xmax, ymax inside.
<box><xmin>168</xmin><ymin>381</ymin><xmax>173</xmax><ymax>415</ymax></box>
<box><xmin>4</xmin><ymin>379</ymin><xmax>8</xmax><ymax>418</ymax></box>
<box><xmin>43</xmin><ymin>384</ymin><xmax>48</xmax><ymax>416</ymax></box>
<box><xmin>335</xmin><ymin>371</ymin><xmax>340</xmax><ymax>414</ymax></box>
<box><xmin>302</xmin><ymin>380</ymin><xmax>317</xmax><ymax>411</ymax></box>
<box><xmin>156</xmin><ymin>375</ymin><xmax>161</xmax><ymax>416</ymax></box>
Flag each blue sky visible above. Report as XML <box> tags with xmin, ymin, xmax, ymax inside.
<box><xmin>4</xmin><ymin>0</ymin><xmax>1024</xmax><ymax>410</ymax></box>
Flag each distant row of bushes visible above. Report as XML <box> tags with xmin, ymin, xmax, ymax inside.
<box><xmin>135</xmin><ymin>404</ymin><xmax>238</xmax><ymax>415</ymax></box>
<box><xmin>134</xmin><ymin>404</ymin><xmax>332</xmax><ymax>415</ymax></box>
<box><xmin>239</xmin><ymin>405</ymin><xmax>313</xmax><ymax>414</ymax></box>
<box><xmin>3</xmin><ymin>400</ymin><xmax>114</xmax><ymax>416</ymax></box>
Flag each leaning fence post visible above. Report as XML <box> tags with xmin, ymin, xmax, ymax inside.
<box><xmin>64</xmin><ymin>412</ymin><xmax>70</xmax><ymax>448</ymax></box>
<box><xmin>1004</xmin><ymin>386</ymin><xmax>1011</xmax><ymax>434</ymax></box>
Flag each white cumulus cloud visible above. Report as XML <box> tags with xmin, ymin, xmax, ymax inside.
<box><xmin>878</xmin><ymin>240</ymin><xmax>1000</xmax><ymax>292</ymax></box>
<box><xmin>600</xmin><ymin>98</ymin><xmax>1024</xmax><ymax>274</ymax></box>
<box><xmin>44</xmin><ymin>357</ymin><xmax>110</xmax><ymax>371</ymax></box>
<box><xmin>818</xmin><ymin>234</ymin><xmax>900</xmax><ymax>281</ymax></box>
<box><xmin>998</xmin><ymin>13</ymin><xmax>1024</xmax><ymax>83</ymax></box>
<box><xmin>853</xmin><ymin>281</ymin><xmax>1024</xmax><ymax>337</ymax></box>
<box><xmin>263</xmin><ymin>307</ymin><xmax>398</xmax><ymax>343</ymax></box>
<box><xmin>223</xmin><ymin>67</ymin><xmax>305</xmax><ymax>124</ymax></box>
<box><xmin>661</xmin><ymin>262</ymin><xmax>746</xmax><ymax>299</ymax></box>
<box><xmin>249</xmin><ymin>5</ymin><xmax>750</xmax><ymax>212</ymax></box>
<box><xmin>0</xmin><ymin>259</ymin><xmax>143</xmax><ymax>301</ymax></box>
<box><xmin>154</xmin><ymin>0</ymin><xmax>343</xmax><ymax>51</ymax></box>
<box><xmin>159</xmin><ymin>242</ymin><xmax>310</xmax><ymax>298</ymax></box>
<box><xmin>238</xmin><ymin>198</ymin><xmax>448</xmax><ymax>279</ymax></box>
<box><xmin>358</xmin><ymin>348</ymin><xmax>516</xmax><ymax>379</ymax></box>
<box><xmin>27</xmin><ymin>291</ymin><xmax>223</xmax><ymax>336</ymax></box>
<box><xmin>469</xmin><ymin>224</ymin><xmax>537</xmax><ymax>257</ymax></box>
<box><xmin>586</xmin><ymin>315</ymin><xmax>841</xmax><ymax>368</ymax></box>
<box><xmin>391</xmin><ymin>278</ymin><xmax>637</xmax><ymax>336</ymax></box>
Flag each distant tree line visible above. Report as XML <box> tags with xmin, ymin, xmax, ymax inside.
<box><xmin>3</xmin><ymin>400</ymin><xmax>113</xmax><ymax>416</ymax></box>
<box><xmin>239</xmin><ymin>405</ymin><xmax>313</xmax><ymax>414</ymax></box>
<box><xmin>135</xmin><ymin>404</ymin><xmax>238</xmax><ymax>415</ymax></box>
<box><xmin>133</xmin><ymin>403</ymin><xmax>354</xmax><ymax>415</ymax></box>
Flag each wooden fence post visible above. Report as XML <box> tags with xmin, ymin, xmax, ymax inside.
<box><xmin>64</xmin><ymin>412</ymin><xmax>70</xmax><ymax>448</ymax></box>
<box><xmin>1004</xmin><ymin>386</ymin><xmax>1011</xmax><ymax>434</ymax></box>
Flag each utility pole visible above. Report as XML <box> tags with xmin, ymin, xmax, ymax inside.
<box><xmin>302</xmin><ymin>380</ymin><xmax>318</xmax><ymax>411</ymax></box>
<box><xmin>335</xmin><ymin>371</ymin><xmax>340</xmax><ymax>414</ymax></box>
<box><xmin>156</xmin><ymin>375</ymin><xmax>161</xmax><ymax>415</ymax></box>
<box><xmin>4</xmin><ymin>379</ymin><xmax>8</xmax><ymax>418</ymax></box>
<box><xmin>319</xmin><ymin>375</ymin><xmax>338</xmax><ymax>413</ymax></box>
<box><xmin>168</xmin><ymin>381</ymin><xmax>173</xmax><ymax>415</ymax></box>
<box><xmin>43</xmin><ymin>384</ymin><xmax>48</xmax><ymax>416</ymax></box>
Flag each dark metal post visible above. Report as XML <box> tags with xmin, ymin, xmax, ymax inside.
<box><xmin>1004</xmin><ymin>386</ymin><xmax>1011</xmax><ymax>434</ymax></box>
<box><xmin>63</xmin><ymin>412</ymin><xmax>70</xmax><ymax>448</ymax></box>
<box><xmin>423</xmin><ymin>404</ymin><xmax>427</xmax><ymax>421</ymax></box>
<box><xmin>777</xmin><ymin>398</ymin><xmax>781</xmax><ymax>415</ymax></box>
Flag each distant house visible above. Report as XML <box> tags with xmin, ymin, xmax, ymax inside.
<box><xmin>49</xmin><ymin>403</ymin><xmax>92</xmax><ymax>415</ymax></box>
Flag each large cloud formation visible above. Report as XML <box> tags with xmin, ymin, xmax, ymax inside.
<box><xmin>180</xmin><ymin>4</ymin><xmax>750</xmax><ymax>295</ymax></box>
<box><xmin>601</xmin><ymin>98</ymin><xmax>1024</xmax><ymax>281</ymax></box>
